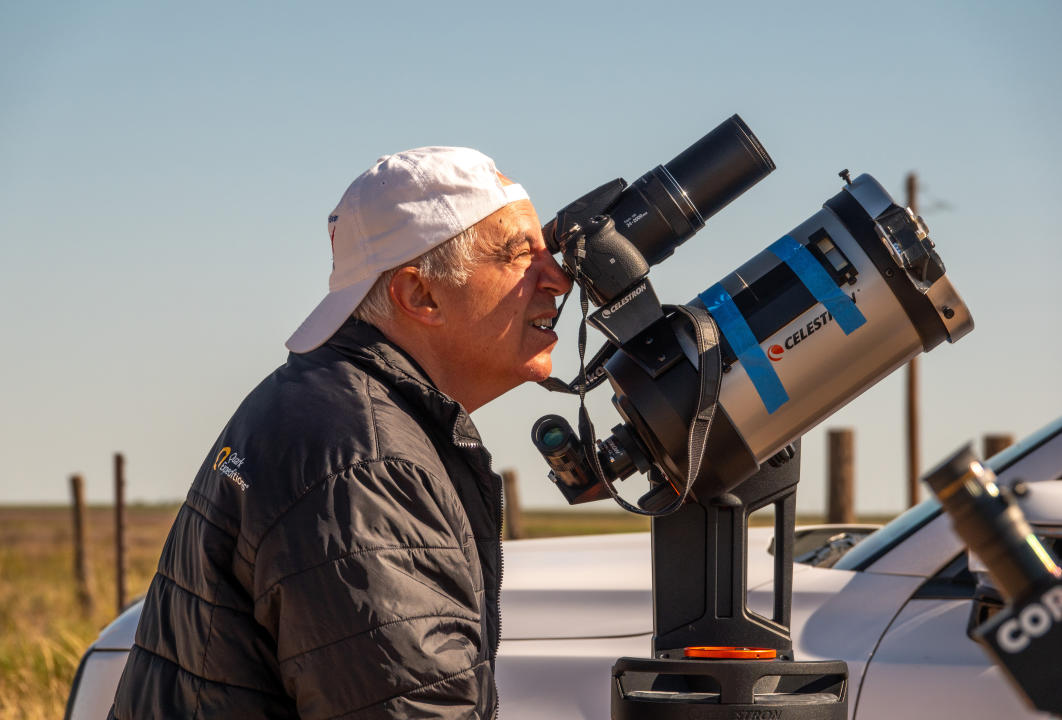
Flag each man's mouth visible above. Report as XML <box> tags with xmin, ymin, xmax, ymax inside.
<box><xmin>530</xmin><ymin>316</ymin><xmax>556</xmax><ymax>331</ymax></box>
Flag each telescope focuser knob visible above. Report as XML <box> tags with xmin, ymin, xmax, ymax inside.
<box><xmin>767</xmin><ymin>444</ymin><xmax>797</xmax><ymax>468</ymax></box>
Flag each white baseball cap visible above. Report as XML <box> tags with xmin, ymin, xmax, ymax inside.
<box><xmin>285</xmin><ymin>146</ymin><xmax>529</xmax><ymax>353</ymax></box>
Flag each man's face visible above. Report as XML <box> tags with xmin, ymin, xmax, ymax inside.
<box><xmin>431</xmin><ymin>199</ymin><xmax>572</xmax><ymax>409</ymax></box>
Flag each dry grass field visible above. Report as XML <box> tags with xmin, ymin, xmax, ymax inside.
<box><xmin>0</xmin><ymin>504</ymin><xmax>180</xmax><ymax>720</ymax></box>
<box><xmin>0</xmin><ymin>504</ymin><xmax>650</xmax><ymax>718</ymax></box>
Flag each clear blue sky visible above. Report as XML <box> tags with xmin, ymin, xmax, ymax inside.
<box><xmin>2</xmin><ymin>0</ymin><xmax>1060</xmax><ymax>514</ymax></box>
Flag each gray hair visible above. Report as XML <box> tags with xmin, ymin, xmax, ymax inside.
<box><xmin>352</xmin><ymin>224</ymin><xmax>481</xmax><ymax>326</ymax></box>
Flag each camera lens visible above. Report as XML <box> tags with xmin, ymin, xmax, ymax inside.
<box><xmin>607</xmin><ymin>115</ymin><xmax>775</xmax><ymax>266</ymax></box>
<box><xmin>664</xmin><ymin>114</ymin><xmax>774</xmax><ymax>219</ymax></box>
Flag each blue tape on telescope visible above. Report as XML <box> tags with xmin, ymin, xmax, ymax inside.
<box><xmin>768</xmin><ymin>235</ymin><xmax>867</xmax><ymax>335</ymax></box>
<box><xmin>698</xmin><ymin>284</ymin><xmax>789</xmax><ymax>414</ymax></box>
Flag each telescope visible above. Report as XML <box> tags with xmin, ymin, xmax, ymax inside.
<box><xmin>532</xmin><ymin>115</ymin><xmax>974</xmax><ymax>718</ymax></box>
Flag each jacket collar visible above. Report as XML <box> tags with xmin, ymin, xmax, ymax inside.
<box><xmin>318</xmin><ymin>317</ymin><xmax>484</xmax><ymax>447</ymax></box>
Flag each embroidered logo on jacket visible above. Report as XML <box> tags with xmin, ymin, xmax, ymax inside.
<box><xmin>213</xmin><ymin>446</ymin><xmax>250</xmax><ymax>492</ymax></box>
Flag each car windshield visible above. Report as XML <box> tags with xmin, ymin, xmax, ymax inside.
<box><xmin>833</xmin><ymin>414</ymin><xmax>1062</xmax><ymax>572</ymax></box>
<box><xmin>832</xmin><ymin>497</ymin><xmax>941</xmax><ymax>571</ymax></box>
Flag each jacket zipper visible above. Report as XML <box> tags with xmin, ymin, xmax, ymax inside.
<box><xmin>453</xmin><ymin>435</ymin><xmax>504</xmax><ymax>718</ymax></box>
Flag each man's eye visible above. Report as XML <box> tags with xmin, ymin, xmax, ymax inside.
<box><xmin>508</xmin><ymin>241</ymin><xmax>532</xmax><ymax>260</ymax></box>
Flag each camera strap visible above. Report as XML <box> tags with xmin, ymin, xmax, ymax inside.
<box><xmin>536</xmin><ymin>341</ymin><xmax>616</xmax><ymax>394</ymax></box>
<box><xmin>581</xmin><ymin>303</ymin><xmax>721</xmax><ymax>516</ymax></box>
<box><xmin>536</xmin><ymin>236</ymin><xmax>617</xmax><ymax>395</ymax></box>
<box><xmin>543</xmin><ymin>231</ymin><xmax>723</xmax><ymax>516</ymax></box>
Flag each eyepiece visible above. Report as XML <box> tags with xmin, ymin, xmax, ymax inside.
<box><xmin>925</xmin><ymin>445</ymin><xmax>1061</xmax><ymax>603</ymax></box>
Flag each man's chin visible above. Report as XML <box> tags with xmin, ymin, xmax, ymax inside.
<box><xmin>521</xmin><ymin>357</ymin><xmax>554</xmax><ymax>385</ymax></box>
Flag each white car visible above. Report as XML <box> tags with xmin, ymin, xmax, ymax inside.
<box><xmin>66</xmin><ymin>416</ymin><xmax>1062</xmax><ymax>720</ymax></box>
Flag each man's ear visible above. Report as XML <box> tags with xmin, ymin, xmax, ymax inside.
<box><xmin>389</xmin><ymin>267</ymin><xmax>444</xmax><ymax>326</ymax></box>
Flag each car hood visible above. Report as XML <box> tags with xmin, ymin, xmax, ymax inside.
<box><xmin>501</xmin><ymin>528</ymin><xmax>781</xmax><ymax>640</ymax></box>
<box><xmin>93</xmin><ymin>528</ymin><xmax>853</xmax><ymax>646</ymax></box>
<box><xmin>94</xmin><ymin>600</ymin><xmax>143</xmax><ymax>650</ymax></box>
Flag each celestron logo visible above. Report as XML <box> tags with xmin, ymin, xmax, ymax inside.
<box><xmin>213</xmin><ymin>446</ymin><xmax>250</xmax><ymax>492</ymax></box>
<box><xmin>601</xmin><ymin>283</ymin><xmax>648</xmax><ymax>319</ymax></box>
<box><xmin>767</xmin><ymin>292</ymin><xmax>858</xmax><ymax>362</ymax></box>
<box><xmin>995</xmin><ymin>585</ymin><xmax>1062</xmax><ymax>653</ymax></box>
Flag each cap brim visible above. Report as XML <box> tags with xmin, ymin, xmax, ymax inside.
<box><xmin>285</xmin><ymin>275</ymin><xmax>378</xmax><ymax>353</ymax></box>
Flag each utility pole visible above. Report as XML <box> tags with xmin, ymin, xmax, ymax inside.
<box><xmin>905</xmin><ymin>172</ymin><xmax>920</xmax><ymax>508</ymax></box>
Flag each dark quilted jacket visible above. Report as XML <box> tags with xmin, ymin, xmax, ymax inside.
<box><xmin>109</xmin><ymin>319</ymin><xmax>503</xmax><ymax>719</ymax></box>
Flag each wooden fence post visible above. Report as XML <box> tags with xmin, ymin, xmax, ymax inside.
<box><xmin>983</xmin><ymin>433</ymin><xmax>1015</xmax><ymax>460</ymax></box>
<box><xmin>115</xmin><ymin>453</ymin><xmax>127</xmax><ymax>613</ymax></box>
<box><xmin>70</xmin><ymin>474</ymin><xmax>94</xmax><ymax>616</ymax></box>
<box><xmin>827</xmin><ymin>429</ymin><xmax>855</xmax><ymax>524</ymax></box>
<box><xmin>501</xmin><ymin>469</ymin><xmax>525</xmax><ymax>540</ymax></box>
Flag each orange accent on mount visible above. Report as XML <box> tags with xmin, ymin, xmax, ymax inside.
<box><xmin>684</xmin><ymin>646</ymin><xmax>777</xmax><ymax>659</ymax></box>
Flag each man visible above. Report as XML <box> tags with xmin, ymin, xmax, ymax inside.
<box><xmin>109</xmin><ymin>147</ymin><xmax>572</xmax><ymax>719</ymax></box>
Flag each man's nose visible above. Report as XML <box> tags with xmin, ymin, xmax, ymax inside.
<box><xmin>538</xmin><ymin>252</ymin><xmax>573</xmax><ymax>296</ymax></box>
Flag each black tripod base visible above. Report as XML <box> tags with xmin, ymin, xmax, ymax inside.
<box><xmin>612</xmin><ymin>657</ymin><xmax>848</xmax><ymax>719</ymax></box>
